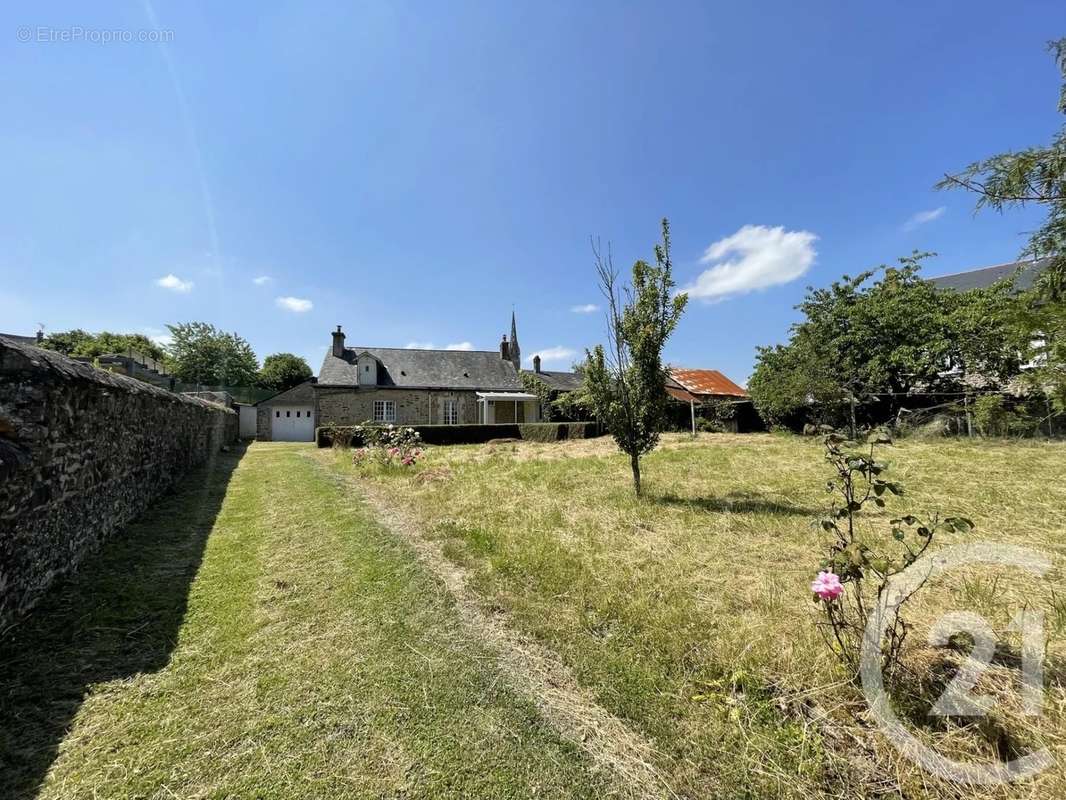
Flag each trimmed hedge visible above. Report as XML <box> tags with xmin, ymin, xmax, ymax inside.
<box><xmin>316</xmin><ymin>422</ymin><xmax>600</xmax><ymax>448</ymax></box>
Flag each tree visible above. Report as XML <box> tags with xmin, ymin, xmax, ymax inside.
<box><xmin>937</xmin><ymin>38</ymin><xmax>1066</xmax><ymax>298</ymax></box>
<box><xmin>748</xmin><ymin>254</ymin><xmax>1024</xmax><ymax>431</ymax></box>
<box><xmin>551</xmin><ymin>364</ymin><xmax>594</xmax><ymax>421</ymax></box>
<box><xmin>748</xmin><ymin>333</ymin><xmax>844</xmax><ymax>429</ymax></box>
<box><xmin>40</xmin><ymin>329</ymin><xmax>93</xmax><ymax>356</ymax></box>
<box><xmin>583</xmin><ymin>219</ymin><xmax>687</xmax><ymax>495</ymax></box>
<box><xmin>519</xmin><ymin>371</ymin><xmax>557</xmax><ymax>420</ymax></box>
<box><xmin>166</xmin><ymin>322</ymin><xmax>259</xmax><ymax>387</ymax></box>
<box><xmin>1013</xmin><ymin>293</ymin><xmax>1066</xmax><ymax>420</ymax></box>
<box><xmin>40</xmin><ymin>330</ymin><xmax>167</xmax><ymax>362</ymax></box>
<box><xmin>520</xmin><ymin>366</ymin><xmax>592</xmax><ymax>422</ymax></box>
<box><xmin>258</xmin><ymin>353</ymin><xmax>312</xmax><ymax>392</ymax></box>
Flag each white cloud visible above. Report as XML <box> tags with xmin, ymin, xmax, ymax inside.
<box><xmin>903</xmin><ymin>206</ymin><xmax>946</xmax><ymax>231</ymax></box>
<box><xmin>526</xmin><ymin>346</ymin><xmax>577</xmax><ymax>367</ymax></box>
<box><xmin>570</xmin><ymin>303</ymin><xmax>600</xmax><ymax>314</ymax></box>
<box><xmin>140</xmin><ymin>326</ymin><xmax>173</xmax><ymax>349</ymax></box>
<box><xmin>275</xmin><ymin>296</ymin><xmax>313</xmax><ymax>313</ymax></box>
<box><xmin>680</xmin><ymin>225</ymin><xmax>817</xmax><ymax>302</ymax></box>
<box><xmin>252</xmin><ymin>275</ymin><xmax>273</xmax><ymax>286</ymax></box>
<box><xmin>405</xmin><ymin>340</ymin><xmax>476</xmax><ymax>351</ymax></box>
<box><xmin>156</xmin><ymin>273</ymin><xmax>194</xmax><ymax>293</ymax></box>
<box><xmin>141</xmin><ymin>326</ymin><xmax>173</xmax><ymax>348</ymax></box>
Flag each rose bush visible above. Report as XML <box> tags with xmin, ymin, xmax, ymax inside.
<box><xmin>812</xmin><ymin>428</ymin><xmax>974</xmax><ymax>678</ymax></box>
<box><xmin>351</xmin><ymin>424</ymin><xmax>424</xmax><ymax>469</ymax></box>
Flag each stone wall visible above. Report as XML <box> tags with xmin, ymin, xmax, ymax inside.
<box><xmin>256</xmin><ymin>405</ymin><xmax>274</xmax><ymax>442</ymax></box>
<box><xmin>316</xmin><ymin>387</ymin><xmax>482</xmax><ymax>426</ymax></box>
<box><xmin>0</xmin><ymin>339</ymin><xmax>237</xmax><ymax>629</ymax></box>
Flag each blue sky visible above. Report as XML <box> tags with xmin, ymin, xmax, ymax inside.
<box><xmin>1</xmin><ymin>1</ymin><xmax>1060</xmax><ymax>382</ymax></box>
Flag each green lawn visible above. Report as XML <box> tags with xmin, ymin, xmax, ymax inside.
<box><xmin>4</xmin><ymin>434</ymin><xmax>1065</xmax><ymax>799</ymax></box>
<box><xmin>322</xmin><ymin>432</ymin><xmax>1066</xmax><ymax>799</ymax></box>
<box><xmin>0</xmin><ymin>444</ymin><xmax>611</xmax><ymax>799</ymax></box>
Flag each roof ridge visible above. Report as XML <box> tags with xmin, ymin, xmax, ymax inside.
<box><xmin>344</xmin><ymin>345</ymin><xmax>500</xmax><ymax>354</ymax></box>
<box><xmin>928</xmin><ymin>258</ymin><xmax>1045</xmax><ymax>281</ymax></box>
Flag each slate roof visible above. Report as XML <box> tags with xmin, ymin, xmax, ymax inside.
<box><xmin>524</xmin><ymin>369</ymin><xmax>583</xmax><ymax>391</ymax></box>
<box><xmin>928</xmin><ymin>258</ymin><xmax>1048</xmax><ymax>293</ymax></box>
<box><xmin>669</xmin><ymin>368</ymin><xmax>748</xmax><ymax>398</ymax></box>
<box><xmin>318</xmin><ymin>347</ymin><xmax>523</xmax><ymax>391</ymax></box>
<box><xmin>258</xmin><ymin>380</ymin><xmax>317</xmax><ymax>406</ymax></box>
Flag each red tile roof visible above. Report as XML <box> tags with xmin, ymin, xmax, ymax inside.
<box><xmin>669</xmin><ymin>368</ymin><xmax>748</xmax><ymax>398</ymax></box>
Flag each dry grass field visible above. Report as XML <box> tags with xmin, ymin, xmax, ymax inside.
<box><xmin>322</xmin><ymin>432</ymin><xmax>1066</xmax><ymax>799</ymax></box>
<box><xmin>4</xmin><ymin>434</ymin><xmax>1064</xmax><ymax>799</ymax></box>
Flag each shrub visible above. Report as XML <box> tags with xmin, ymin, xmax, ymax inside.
<box><xmin>811</xmin><ymin>429</ymin><xmax>974</xmax><ymax>678</ymax></box>
<box><xmin>972</xmin><ymin>394</ymin><xmax>1010</xmax><ymax>437</ymax></box>
<box><xmin>352</xmin><ymin>424</ymin><xmax>424</xmax><ymax>469</ymax></box>
<box><xmin>318</xmin><ymin>422</ymin><xmax>599</xmax><ymax>447</ymax></box>
<box><xmin>695</xmin><ymin>416</ymin><xmax>721</xmax><ymax>433</ymax></box>
<box><xmin>516</xmin><ymin>423</ymin><xmax>555</xmax><ymax>442</ymax></box>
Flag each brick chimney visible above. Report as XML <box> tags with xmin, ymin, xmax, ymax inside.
<box><xmin>500</xmin><ymin>334</ymin><xmax>509</xmax><ymax>360</ymax></box>
<box><xmin>533</xmin><ymin>354</ymin><xmax>541</xmax><ymax>373</ymax></box>
<box><xmin>332</xmin><ymin>325</ymin><xmax>346</xmax><ymax>358</ymax></box>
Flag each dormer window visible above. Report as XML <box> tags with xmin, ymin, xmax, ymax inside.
<box><xmin>356</xmin><ymin>352</ymin><xmax>378</xmax><ymax>386</ymax></box>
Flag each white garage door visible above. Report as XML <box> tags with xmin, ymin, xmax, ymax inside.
<box><xmin>271</xmin><ymin>406</ymin><xmax>315</xmax><ymax>441</ymax></box>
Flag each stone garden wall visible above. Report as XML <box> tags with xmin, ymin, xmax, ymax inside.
<box><xmin>0</xmin><ymin>338</ymin><xmax>237</xmax><ymax>630</ymax></box>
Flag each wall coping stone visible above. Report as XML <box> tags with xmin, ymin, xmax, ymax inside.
<box><xmin>1</xmin><ymin>338</ymin><xmax>234</xmax><ymax>415</ymax></box>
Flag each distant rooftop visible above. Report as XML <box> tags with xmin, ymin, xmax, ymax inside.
<box><xmin>524</xmin><ymin>368</ymin><xmax>583</xmax><ymax>392</ymax></box>
<box><xmin>927</xmin><ymin>258</ymin><xmax>1049</xmax><ymax>293</ymax></box>
<box><xmin>668</xmin><ymin>368</ymin><xmax>748</xmax><ymax>398</ymax></box>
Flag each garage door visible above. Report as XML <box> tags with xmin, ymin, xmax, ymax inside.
<box><xmin>272</xmin><ymin>406</ymin><xmax>315</xmax><ymax>441</ymax></box>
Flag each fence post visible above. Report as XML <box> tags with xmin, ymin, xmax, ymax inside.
<box><xmin>964</xmin><ymin>394</ymin><xmax>973</xmax><ymax>438</ymax></box>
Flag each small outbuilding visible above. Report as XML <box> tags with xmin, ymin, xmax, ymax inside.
<box><xmin>665</xmin><ymin>368</ymin><xmax>761</xmax><ymax>433</ymax></box>
<box><xmin>257</xmin><ymin>381</ymin><xmax>317</xmax><ymax>442</ymax></box>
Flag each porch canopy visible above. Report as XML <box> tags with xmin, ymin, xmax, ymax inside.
<box><xmin>475</xmin><ymin>391</ymin><xmax>539</xmax><ymax>424</ymax></box>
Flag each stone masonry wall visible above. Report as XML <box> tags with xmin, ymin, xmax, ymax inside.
<box><xmin>315</xmin><ymin>387</ymin><xmax>481</xmax><ymax>427</ymax></box>
<box><xmin>256</xmin><ymin>405</ymin><xmax>273</xmax><ymax>442</ymax></box>
<box><xmin>0</xmin><ymin>339</ymin><xmax>237</xmax><ymax>630</ymax></box>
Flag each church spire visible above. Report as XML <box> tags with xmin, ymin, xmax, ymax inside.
<box><xmin>509</xmin><ymin>309</ymin><xmax>521</xmax><ymax>370</ymax></box>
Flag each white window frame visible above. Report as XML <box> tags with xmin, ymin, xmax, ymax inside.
<box><xmin>373</xmin><ymin>400</ymin><xmax>396</xmax><ymax>422</ymax></box>
<box><xmin>442</xmin><ymin>399</ymin><xmax>458</xmax><ymax>425</ymax></box>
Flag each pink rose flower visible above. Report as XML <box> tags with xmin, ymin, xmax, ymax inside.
<box><xmin>811</xmin><ymin>570</ymin><xmax>843</xmax><ymax>600</ymax></box>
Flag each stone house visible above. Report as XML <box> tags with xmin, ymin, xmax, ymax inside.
<box><xmin>256</xmin><ymin>317</ymin><xmax>539</xmax><ymax>441</ymax></box>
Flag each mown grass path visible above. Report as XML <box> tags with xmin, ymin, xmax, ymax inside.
<box><xmin>0</xmin><ymin>443</ymin><xmax>612</xmax><ymax>799</ymax></box>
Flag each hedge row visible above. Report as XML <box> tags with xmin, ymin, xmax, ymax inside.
<box><xmin>316</xmin><ymin>422</ymin><xmax>600</xmax><ymax>448</ymax></box>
